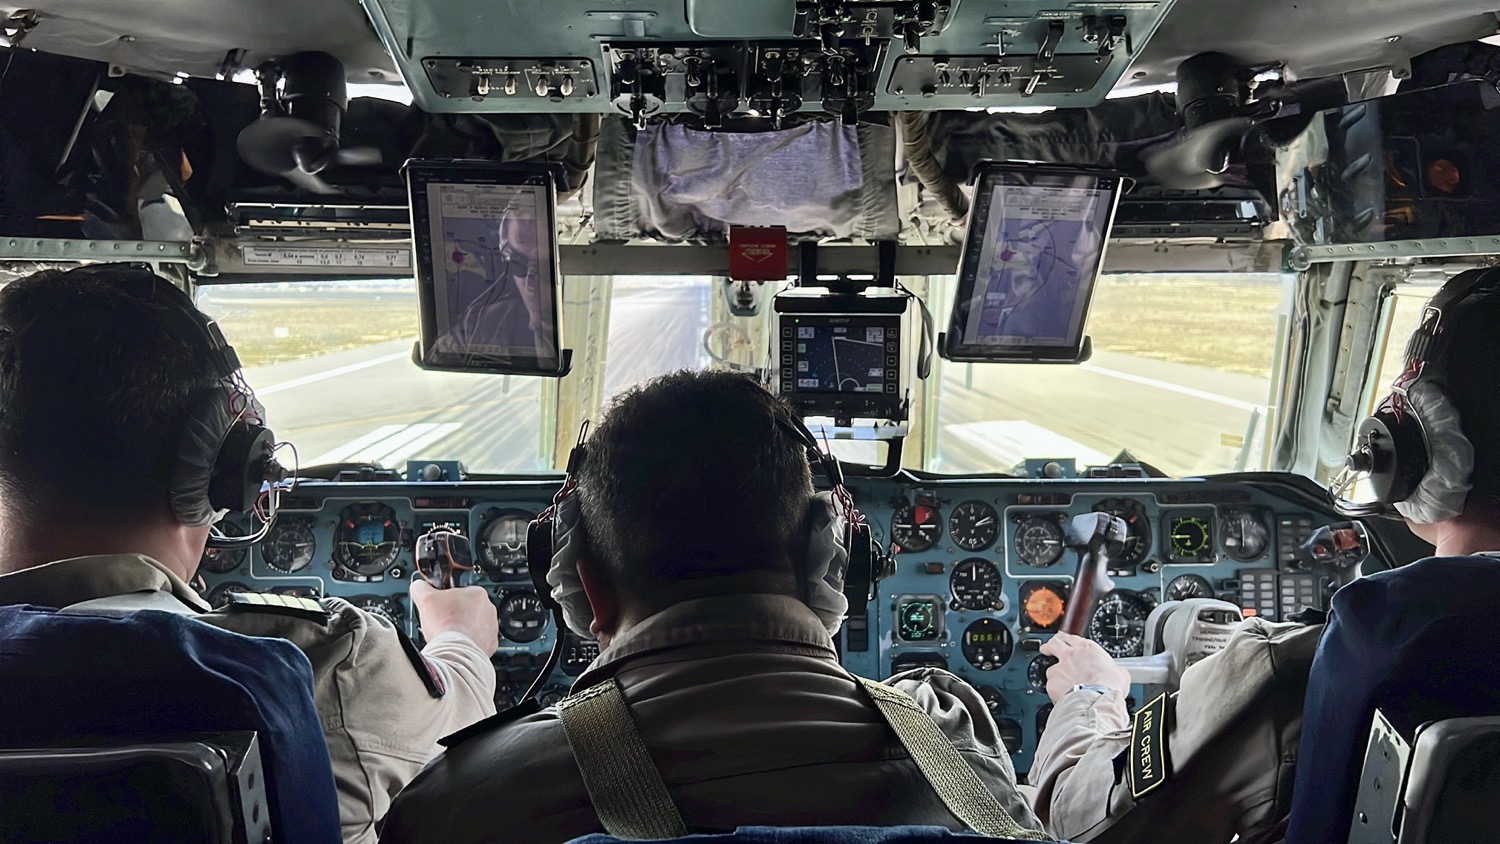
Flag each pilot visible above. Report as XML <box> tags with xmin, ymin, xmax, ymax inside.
<box><xmin>432</xmin><ymin>212</ymin><xmax>556</xmax><ymax>363</ymax></box>
<box><xmin>0</xmin><ymin>264</ymin><xmax>501</xmax><ymax>844</ymax></box>
<box><xmin>380</xmin><ymin>370</ymin><xmax>1043</xmax><ymax>843</ymax></box>
<box><xmin>1288</xmin><ymin>267</ymin><xmax>1500</xmax><ymax>842</ymax></box>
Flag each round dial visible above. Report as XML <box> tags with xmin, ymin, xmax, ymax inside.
<box><xmin>200</xmin><ymin>521</ymin><xmax>248</xmax><ymax>574</ymax></box>
<box><xmin>1168</xmin><ymin>515</ymin><xmax>1214</xmax><ymax>562</ymax></box>
<box><xmin>976</xmin><ymin>686</ymin><xmax>1007</xmax><ymax>721</ymax></box>
<box><xmin>537</xmin><ymin>686</ymin><xmax>569</xmax><ymax>708</ymax></box>
<box><xmin>897</xmin><ymin>597</ymin><xmax>942</xmax><ymax>642</ymax></box>
<box><xmin>1028</xmin><ymin>654</ymin><xmax>1057</xmax><ymax>691</ymax></box>
<box><xmin>479</xmin><ymin>509</ymin><xmax>533</xmax><ymax>578</ymax></box>
<box><xmin>499</xmin><ymin>591</ymin><xmax>549</xmax><ymax>643</ymax></box>
<box><xmin>947</xmin><ymin>500</ymin><xmax>1000</xmax><ymax>552</ymax></box>
<box><xmin>996</xmin><ymin>718</ymin><xmax>1024</xmax><ymax>754</ymax></box>
<box><xmin>1220</xmin><ymin>508</ymin><xmax>1271</xmax><ymax>561</ymax></box>
<box><xmin>1089</xmin><ymin>591</ymin><xmax>1149</xmax><ymax>658</ymax></box>
<box><xmin>950</xmin><ymin>558</ymin><xmax>1003</xmax><ymax>611</ymax></box>
<box><xmin>891</xmin><ymin>500</ymin><xmax>942</xmax><ymax>553</ymax></box>
<box><xmin>1014</xmin><ymin>515</ymin><xmax>1065</xmax><ymax>568</ymax></box>
<box><xmin>1165</xmin><ymin>573</ymin><xmax>1216</xmax><ymax>602</ymax></box>
<box><xmin>960</xmin><ymin>618</ymin><xmax>1014</xmax><ymax>671</ymax></box>
<box><xmin>1020</xmin><ymin>582</ymin><xmax>1068</xmax><ymax>632</ymax></box>
<box><xmin>333</xmin><ymin>504</ymin><xmax>403</xmax><ymax>577</ymax></box>
<box><xmin>1092</xmin><ymin>498</ymin><xmax>1151</xmax><ymax>569</ymax></box>
<box><xmin>205</xmin><ymin>581</ymin><xmax>251</xmax><ymax>609</ymax></box>
<box><xmin>261</xmin><ymin>517</ymin><xmax>316</xmax><ymax>574</ymax></box>
<box><xmin>351</xmin><ymin>595</ymin><xmax>406</xmax><ymax>625</ymax></box>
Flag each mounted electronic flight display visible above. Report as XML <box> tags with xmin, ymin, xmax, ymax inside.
<box><xmin>406</xmin><ymin>160</ymin><xmax>570</xmax><ymax>376</ymax></box>
<box><xmin>940</xmin><ymin>163</ymin><xmax>1123</xmax><ymax>364</ymax></box>
<box><xmin>774</xmin><ymin>291</ymin><xmax>909</xmax><ymax>422</ymax></box>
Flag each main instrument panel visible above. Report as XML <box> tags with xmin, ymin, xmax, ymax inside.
<box><xmin>197</xmin><ymin>472</ymin><xmax>1369</xmax><ymax>775</ymax></box>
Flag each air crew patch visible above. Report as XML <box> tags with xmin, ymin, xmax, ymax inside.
<box><xmin>225</xmin><ymin>591</ymin><xmax>331</xmax><ymax>623</ymax></box>
<box><xmin>1129</xmin><ymin>692</ymin><xmax>1174</xmax><ymax>799</ymax></box>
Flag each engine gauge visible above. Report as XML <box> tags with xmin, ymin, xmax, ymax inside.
<box><xmin>895</xmin><ymin>596</ymin><xmax>944</xmax><ymax>642</ymax></box>
<box><xmin>1092</xmin><ymin>498</ymin><xmax>1151</xmax><ymax>570</ymax></box>
<box><xmin>478</xmin><ymin>509</ymin><xmax>534</xmax><ymax>579</ymax></box>
<box><xmin>996</xmin><ymin>718</ymin><xmax>1024</xmax><ymax>754</ymax></box>
<box><xmin>205</xmin><ymin>581</ymin><xmax>251</xmax><ymax>609</ymax></box>
<box><xmin>537</xmin><ymin>686</ymin><xmax>569</xmax><ymax>708</ymax></box>
<box><xmin>891</xmin><ymin>499</ymin><xmax>942</xmax><ymax>553</ymax></box>
<box><xmin>498</xmin><ymin>590</ymin><xmax>549</xmax><ymax>643</ymax></box>
<box><xmin>350</xmin><ymin>595</ymin><xmax>406</xmax><ymax>625</ymax></box>
<box><xmin>1019</xmin><ymin>582</ymin><xmax>1068</xmax><ymax>632</ymax></box>
<box><xmin>261</xmin><ymin>517</ymin><xmax>316</xmax><ymax>574</ymax></box>
<box><xmin>1166</xmin><ymin>513</ymin><xmax>1214</xmax><ymax>563</ymax></box>
<box><xmin>960</xmin><ymin>618</ymin><xmax>1015</xmax><ymax>670</ymax></box>
<box><xmin>950</xmin><ymin>558</ymin><xmax>1003</xmax><ymax>611</ymax></box>
<box><xmin>948</xmin><ymin>501</ymin><xmax>1000</xmax><ymax>552</ymax></box>
<box><xmin>1089</xmin><ymin>591</ymin><xmax>1149</xmax><ymax>658</ymax></box>
<box><xmin>200</xmin><ymin>520</ymin><xmax>248</xmax><ymax>574</ymax></box>
<box><xmin>1165</xmin><ymin>573</ymin><xmax>1216</xmax><ymax>602</ymax></box>
<box><xmin>1220</xmin><ymin>508</ymin><xmax>1271</xmax><ymax>561</ymax></box>
<box><xmin>333</xmin><ymin>504</ymin><xmax>403</xmax><ymax>577</ymax></box>
<box><xmin>976</xmin><ymin>686</ymin><xmax>1007</xmax><ymax>720</ymax></box>
<box><xmin>1027</xmin><ymin>655</ymin><xmax>1057</xmax><ymax>692</ymax></box>
<box><xmin>1014</xmin><ymin>515</ymin><xmax>1065</xmax><ymax>568</ymax></box>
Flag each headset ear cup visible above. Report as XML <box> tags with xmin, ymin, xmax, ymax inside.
<box><xmin>540</xmin><ymin>493</ymin><xmax>598</xmax><ymax>638</ymax></box>
<box><xmin>208</xmin><ymin>423</ymin><xmax>274</xmax><ymax>515</ymax></box>
<box><xmin>801</xmin><ymin>492</ymin><xmax>852</xmax><ymax>636</ymax></box>
<box><xmin>169</xmin><ymin>389</ymin><xmax>237</xmax><ymax>527</ymax></box>
<box><xmin>1393</xmin><ymin>381</ymin><xmax>1475</xmax><ymax>523</ymax></box>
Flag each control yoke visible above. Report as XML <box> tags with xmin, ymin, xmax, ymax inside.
<box><xmin>415</xmin><ymin>526</ymin><xmax>474</xmax><ymax>590</ymax></box>
<box><xmin>1058</xmin><ymin>512</ymin><xmax>1127</xmax><ymax>635</ymax></box>
<box><xmin>1115</xmin><ymin>598</ymin><xmax>1243</xmax><ymax>687</ymax></box>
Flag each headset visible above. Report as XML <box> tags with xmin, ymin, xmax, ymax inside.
<box><xmin>1333</xmin><ymin>267</ymin><xmax>1500</xmax><ymax>522</ymax></box>
<box><xmin>88</xmin><ymin>265</ymin><xmax>290</xmax><ymax>548</ymax></box>
<box><xmin>521</xmin><ymin>401</ymin><xmax>878</xmax><ymax>703</ymax></box>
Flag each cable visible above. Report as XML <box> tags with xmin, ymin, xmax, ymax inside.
<box><xmin>894</xmin><ymin>280</ymin><xmax>935</xmax><ymax>380</ymax></box>
<box><xmin>520</xmin><ymin>607</ymin><xmax>568</xmax><ymax>704</ymax></box>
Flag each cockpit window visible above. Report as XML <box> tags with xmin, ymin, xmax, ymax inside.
<box><xmin>601</xmin><ymin>276</ymin><xmax>714</xmax><ymax>404</ymax></box>
<box><xmin>196</xmin><ymin>280</ymin><xmax>550</xmax><ymax>474</ymax></box>
<box><xmin>930</xmin><ymin>273</ymin><xmax>1290</xmax><ymax>477</ymax></box>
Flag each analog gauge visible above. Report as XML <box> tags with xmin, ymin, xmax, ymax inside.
<box><xmin>498</xmin><ymin>590</ymin><xmax>549</xmax><ymax>643</ymax></box>
<box><xmin>1220</xmin><ymin>508</ymin><xmax>1271</xmax><ymax>561</ymax></box>
<box><xmin>333</xmin><ymin>504</ymin><xmax>403</xmax><ymax>577</ymax></box>
<box><xmin>891</xmin><ymin>499</ymin><xmax>942</xmax><ymax>553</ymax></box>
<box><xmin>960</xmin><ymin>618</ymin><xmax>1014</xmax><ymax>670</ymax></box>
<box><xmin>1028</xmin><ymin>655</ymin><xmax>1057</xmax><ymax>692</ymax></box>
<box><xmin>1092</xmin><ymin>498</ymin><xmax>1151</xmax><ymax>570</ymax></box>
<box><xmin>1167</xmin><ymin>514</ymin><xmax>1214</xmax><ymax>563</ymax></box>
<box><xmin>538</xmin><ymin>686</ymin><xmax>569</xmax><ymax>708</ymax></box>
<box><xmin>950</xmin><ymin>558</ymin><xmax>1003</xmax><ymax>611</ymax></box>
<box><xmin>896</xmin><ymin>596</ymin><xmax>943</xmax><ymax>642</ymax></box>
<box><xmin>996</xmin><ymin>718</ymin><xmax>1024</xmax><ymax>754</ymax></box>
<box><xmin>948</xmin><ymin>501</ymin><xmax>1000</xmax><ymax>552</ymax></box>
<box><xmin>562</xmin><ymin>632</ymin><xmax>601</xmax><ymax>676</ymax></box>
<box><xmin>200</xmin><ymin>521</ymin><xmax>248</xmax><ymax>574</ymax></box>
<box><xmin>261</xmin><ymin>517</ymin><xmax>316</xmax><ymax>574</ymax></box>
<box><xmin>1014</xmin><ymin>515</ymin><xmax>1066</xmax><ymax>568</ymax></box>
<box><xmin>1019</xmin><ymin>582</ymin><xmax>1068</xmax><ymax>632</ymax></box>
<box><xmin>205</xmin><ymin>581</ymin><xmax>251</xmax><ymax>609</ymax></box>
<box><xmin>976</xmin><ymin>686</ymin><xmax>1006</xmax><ymax>720</ymax></box>
<box><xmin>351</xmin><ymin>595</ymin><xmax>406</xmax><ymax>625</ymax></box>
<box><xmin>478</xmin><ymin>509</ymin><xmax>533</xmax><ymax>579</ymax></box>
<box><xmin>1089</xmin><ymin>591</ymin><xmax>1150</xmax><ymax>657</ymax></box>
<box><xmin>1165</xmin><ymin>573</ymin><xmax>1216</xmax><ymax>602</ymax></box>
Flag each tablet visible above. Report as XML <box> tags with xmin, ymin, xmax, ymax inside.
<box><xmin>942</xmin><ymin>163</ymin><xmax>1123</xmax><ymax>363</ymax></box>
<box><xmin>407</xmin><ymin>160</ymin><xmax>567</xmax><ymax>375</ymax></box>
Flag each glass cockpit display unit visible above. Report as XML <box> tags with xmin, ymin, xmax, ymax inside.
<box><xmin>942</xmin><ymin>163</ymin><xmax>1123</xmax><ymax>363</ymax></box>
<box><xmin>407</xmin><ymin>160</ymin><xmax>566</xmax><ymax>376</ymax></box>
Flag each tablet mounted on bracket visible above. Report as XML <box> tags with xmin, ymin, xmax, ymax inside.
<box><xmin>939</xmin><ymin>162</ymin><xmax>1124</xmax><ymax>364</ymax></box>
<box><xmin>406</xmin><ymin>159</ymin><xmax>573</xmax><ymax>377</ymax></box>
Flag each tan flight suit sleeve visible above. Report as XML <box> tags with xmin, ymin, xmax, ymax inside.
<box><xmin>886</xmin><ymin>667</ymin><xmax>1046</xmax><ymax>833</ymax></box>
<box><xmin>205</xmin><ymin>599</ymin><xmax>496</xmax><ymax>844</ymax></box>
<box><xmin>1029</xmin><ymin>688</ymin><xmax>1133</xmax><ymax>838</ymax></box>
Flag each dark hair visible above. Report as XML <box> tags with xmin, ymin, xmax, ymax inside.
<box><xmin>576</xmin><ymin>370</ymin><xmax>814</xmax><ymax>599</ymax></box>
<box><xmin>0</xmin><ymin>265</ymin><xmax>221</xmax><ymax>524</ymax></box>
<box><xmin>1433</xmin><ymin>286</ymin><xmax>1500</xmax><ymax>501</ymax></box>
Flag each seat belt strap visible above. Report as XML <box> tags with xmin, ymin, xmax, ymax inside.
<box><xmin>555</xmin><ymin>679</ymin><xmax>689</xmax><ymax>840</ymax></box>
<box><xmin>853</xmin><ymin>676</ymin><xmax>1049</xmax><ymax>840</ymax></box>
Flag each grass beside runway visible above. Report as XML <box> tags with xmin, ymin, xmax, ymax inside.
<box><xmin>204</xmin><ymin>293</ymin><xmax>418</xmax><ymax>368</ymax></box>
<box><xmin>1088</xmin><ymin>275</ymin><xmax>1283</xmax><ymax>379</ymax></box>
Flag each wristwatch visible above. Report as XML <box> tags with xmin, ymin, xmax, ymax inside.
<box><xmin>1069</xmin><ymin>683</ymin><xmax>1115</xmax><ymax>697</ymax></box>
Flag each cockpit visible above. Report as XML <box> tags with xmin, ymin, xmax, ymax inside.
<box><xmin>3</xmin><ymin>1</ymin><xmax>1500</xmax><ymax>842</ymax></box>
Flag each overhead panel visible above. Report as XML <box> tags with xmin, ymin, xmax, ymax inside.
<box><xmin>359</xmin><ymin>0</ymin><xmax>1180</xmax><ymax>116</ymax></box>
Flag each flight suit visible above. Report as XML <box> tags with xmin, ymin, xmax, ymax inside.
<box><xmin>1028</xmin><ymin>617</ymin><xmax>1322</xmax><ymax>843</ymax></box>
<box><xmin>0</xmin><ymin>554</ymin><xmax>497</xmax><ymax>844</ymax></box>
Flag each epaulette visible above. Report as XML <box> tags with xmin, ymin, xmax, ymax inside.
<box><xmin>438</xmin><ymin>698</ymin><xmax>543</xmax><ymax>748</ymax></box>
<box><xmin>224</xmin><ymin>591</ymin><xmax>332</xmax><ymax>624</ymax></box>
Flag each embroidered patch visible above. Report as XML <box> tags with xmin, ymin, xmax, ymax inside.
<box><xmin>1129</xmin><ymin>692</ymin><xmax>1173</xmax><ymax>799</ymax></box>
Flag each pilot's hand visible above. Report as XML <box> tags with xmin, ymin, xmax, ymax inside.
<box><xmin>1039</xmin><ymin>632</ymin><xmax>1132</xmax><ymax>705</ymax></box>
<box><xmin>409</xmin><ymin>581</ymin><xmax>500</xmax><ymax>655</ymax></box>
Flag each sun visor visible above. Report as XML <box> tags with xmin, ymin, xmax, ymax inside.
<box><xmin>594</xmin><ymin>117</ymin><xmax>899</xmax><ymax>242</ymax></box>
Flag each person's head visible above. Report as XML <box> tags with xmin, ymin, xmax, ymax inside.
<box><xmin>573</xmin><ymin>370</ymin><xmax>815</xmax><ymax>636</ymax></box>
<box><xmin>0</xmin><ymin>264</ymin><xmax>230</xmax><ymax>578</ymax></box>
<box><xmin>501</xmin><ymin>215</ymin><xmax>539</xmax><ymax>260</ymax></box>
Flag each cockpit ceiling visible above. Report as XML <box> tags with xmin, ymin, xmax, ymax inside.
<box><xmin>6</xmin><ymin>0</ymin><xmax>1497</xmax><ymax>111</ymax></box>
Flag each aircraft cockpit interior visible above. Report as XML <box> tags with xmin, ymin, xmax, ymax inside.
<box><xmin>3</xmin><ymin>0</ymin><xmax>1500</xmax><ymax>842</ymax></box>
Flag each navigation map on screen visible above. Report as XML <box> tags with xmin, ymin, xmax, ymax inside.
<box><xmin>795</xmin><ymin>323</ymin><xmax>892</xmax><ymax>393</ymax></box>
<box><xmin>962</xmin><ymin>176</ymin><xmax>1112</xmax><ymax>347</ymax></box>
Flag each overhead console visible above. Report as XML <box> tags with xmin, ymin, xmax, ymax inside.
<box><xmin>195</xmin><ymin>468</ymin><xmax>1381</xmax><ymax>775</ymax></box>
<box><xmin>359</xmin><ymin>0</ymin><xmax>1183</xmax><ymax>116</ymax></box>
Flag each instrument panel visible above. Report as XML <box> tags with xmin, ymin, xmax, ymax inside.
<box><xmin>196</xmin><ymin>473</ymin><xmax>1369</xmax><ymax>775</ymax></box>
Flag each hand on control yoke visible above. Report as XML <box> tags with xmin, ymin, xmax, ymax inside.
<box><xmin>1040</xmin><ymin>632</ymin><xmax>1132</xmax><ymax>705</ymax></box>
<box><xmin>410</xmin><ymin>580</ymin><xmax>500</xmax><ymax>655</ymax></box>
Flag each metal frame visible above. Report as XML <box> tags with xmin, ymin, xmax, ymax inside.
<box><xmin>1291</xmin><ymin>236</ymin><xmax>1500</xmax><ymax>269</ymax></box>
